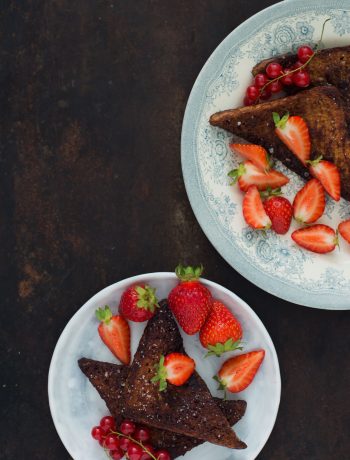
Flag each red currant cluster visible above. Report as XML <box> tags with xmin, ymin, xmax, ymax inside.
<box><xmin>244</xmin><ymin>45</ymin><xmax>314</xmax><ymax>106</ymax></box>
<box><xmin>91</xmin><ymin>416</ymin><xmax>171</xmax><ymax>460</ymax></box>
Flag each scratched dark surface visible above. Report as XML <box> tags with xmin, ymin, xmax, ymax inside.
<box><xmin>1</xmin><ymin>1</ymin><xmax>349</xmax><ymax>459</ymax></box>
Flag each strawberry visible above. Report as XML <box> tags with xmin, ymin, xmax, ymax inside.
<box><xmin>95</xmin><ymin>306</ymin><xmax>131</xmax><ymax>365</ymax></box>
<box><xmin>119</xmin><ymin>284</ymin><xmax>159</xmax><ymax>322</ymax></box>
<box><xmin>338</xmin><ymin>220</ymin><xmax>350</xmax><ymax>243</ymax></box>
<box><xmin>243</xmin><ymin>185</ymin><xmax>271</xmax><ymax>230</ymax></box>
<box><xmin>168</xmin><ymin>264</ymin><xmax>212</xmax><ymax>335</ymax></box>
<box><xmin>229</xmin><ymin>143</ymin><xmax>271</xmax><ymax>171</ymax></box>
<box><xmin>291</xmin><ymin>224</ymin><xmax>338</xmax><ymax>254</ymax></box>
<box><xmin>214</xmin><ymin>350</ymin><xmax>265</xmax><ymax>393</ymax></box>
<box><xmin>199</xmin><ymin>300</ymin><xmax>243</xmax><ymax>357</ymax></box>
<box><xmin>263</xmin><ymin>193</ymin><xmax>293</xmax><ymax>234</ymax></box>
<box><xmin>307</xmin><ymin>156</ymin><xmax>341</xmax><ymax>201</ymax></box>
<box><xmin>228</xmin><ymin>161</ymin><xmax>289</xmax><ymax>192</ymax></box>
<box><xmin>273</xmin><ymin>112</ymin><xmax>311</xmax><ymax>166</ymax></box>
<box><xmin>293</xmin><ymin>178</ymin><xmax>325</xmax><ymax>224</ymax></box>
<box><xmin>151</xmin><ymin>353</ymin><xmax>195</xmax><ymax>391</ymax></box>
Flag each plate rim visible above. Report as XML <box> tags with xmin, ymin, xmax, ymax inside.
<box><xmin>181</xmin><ymin>0</ymin><xmax>350</xmax><ymax>310</ymax></box>
<box><xmin>48</xmin><ymin>272</ymin><xmax>281</xmax><ymax>460</ymax></box>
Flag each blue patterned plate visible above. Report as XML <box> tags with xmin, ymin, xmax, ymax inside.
<box><xmin>182</xmin><ymin>0</ymin><xmax>350</xmax><ymax>310</ymax></box>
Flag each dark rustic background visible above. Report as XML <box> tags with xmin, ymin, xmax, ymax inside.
<box><xmin>1</xmin><ymin>1</ymin><xmax>349</xmax><ymax>459</ymax></box>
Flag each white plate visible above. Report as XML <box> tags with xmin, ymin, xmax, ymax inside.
<box><xmin>181</xmin><ymin>0</ymin><xmax>350</xmax><ymax>309</ymax></box>
<box><xmin>48</xmin><ymin>273</ymin><xmax>281</xmax><ymax>460</ymax></box>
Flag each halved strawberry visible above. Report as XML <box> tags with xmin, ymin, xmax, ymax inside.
<box><xmin>229</xmin><ymin>143</ymin><xmax>271</xmax><ymax>171</ymax></box>
<box><xmin>338</xmin><ymin>220</ymin><xmax>350</xmax><ymax>244</ymax></box>
<box><xmin>214</xmin><ymin>350</ymin><xmax>265</xmax><ymax>393</ymax></box>
<box><xmin>243</xmin><ymin>185</ymin><xmax>271</xmax><ymax>229</ymax></box>
<box><xmin>307</xmin><ymin>156</ymin><xmax>341</xmax><ymax>201</ymax></box>
<box><xmin>293</xmin><ymin>178</ymin><xmax>325</xmax><ymax>224</ymax></box>
<box><xmin>228</xmin><ymin>160</ymin><xmax>289</xmax><ymax>192</ymax></box>
<box><xmin>96</xmin><ymin>306</ymin><xmax>131</xmax><ymax>365</ymax></box>
<box><xmin>291</xmin><ymin>224</ymin><xmax>337</xmax><ymax>254</ymax></box>
<box><xmin>273</xmin><ymin>112</ymin><xmax>311</xmax><ymax>166</ymax></box>
<box><xmin>151</xmin><ymin>353</ymin><xmax>195</xmax><ymax>391</ymax></box>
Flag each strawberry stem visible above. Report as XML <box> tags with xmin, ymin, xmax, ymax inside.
<box><xmin>256</xmin><ymin>18</ymin><xmax>331</xmax><ymax>103</ymax></box>
<box><xmin>151</xmin><ymin>355</ymin><xmax>168</xmax><ymax>391</ymax></box>
<box><xmin>306</xmin><ymin>155</ymin><xmax>323</xmax><ymax>167</ymax></box>
<box><xmin>205</xmin><ymin>338</ymin><xmax>243</xmax><ymax>358</ymax></box>
<box><xmin>95</xmin><ymin>305</ymin><xmax>113</xmax><ymax>325</ymax></box>
<box><xmin>135</xmin><ymin>285</ymin><xmax>159</xmax><ymax>312</ymax></box>
<box><xmin>175</xmin><ymin>264</ymin><xmax>204</xmax><ymax>282</ymax></box>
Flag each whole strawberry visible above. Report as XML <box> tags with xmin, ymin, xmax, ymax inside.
<box><xmin>263</xmin><ymin>194</ymin><xmax>293</xmax><ymax>234</ymax></box>
<box><xmin>200</xmin><ymin>300</ymin><xmax>243</xmax><ymax>357</ymax></box>
<box><xmin>119</xmin><ymin>284</ymin><xmax>158</xmax><ymax>322</ymax></box>
<box><xmin>168</xmin><ymin>264</ymin><xmax>212</xmax><ymax>335</ymax></box>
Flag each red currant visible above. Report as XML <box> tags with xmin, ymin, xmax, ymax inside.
<box><xmin>134</xmin><ymin>427</ymin><xmax>151</xmax><ymax>442</ymax></box>
<box><xmin>259</xmin><ymin>86</ymin><xmax>271</xmax><ymax>100</ymax></box>
<box><xmin>128</xmin><ymin>443</ymin><xmax>144</xmax><ymax>460</ymax></box>
<box><xmin>243</xmin><ymin>96</ymin><xmax>254</xmax><ymax>106</ymax></box>
<box><xmin>265</xmin><ymin>62</ymin><xmax>283</xmax><ymax>79</ymax></box>
<box><xmin>280</xmin><ymin>68</ymin><xmax>293</xmax><ymax>86</ymax></box>
<box><xmin>254</xmin><ymin>73</ymin><xmax>269</xmax><ymax>88</ymax></box>
<box><xmin>91</xmin><ymin>426</ymin><xmax>106</xmax><ymax>442</ymax></box>
<box><xmin>110</xmin><ymin>448</ymin><xmax>124</xmax><ymax>460</ymax></box>
<box><xmin>104</xmin><ymin>434</ymin><xmax>120</xmax><ymax>451</ymax></box>
<box><xmin>143</xmin><ymin>443</ymin><xmax>155</xmax><ymax>453</ymax></box>
<box><xmin>100</xmin><ymin>415</ymin><xmax>116</xmax><ymax>433</ymax></box>
<box><xmin>292</xmin><ymin>70</ymin><xmax>310</xmax><ymax>87</ymax></box>
<box><xmin>246</xmin><ymin>85</ymin><xmax>259</xmax><ymax>101</ymax></box>
<box><xmin>120</xmin><ymin>420</ymin><xmax>136</xmax><ymax>435</ymax></box>
<box><xmin>141</xmin><ymin>443</ymin><xmax>155</xmax><ymax>460</ymax></box>
<box><xmin>120</xmin><ymin>437</ymin><xmax>132</xmax><ymax>451</ymax></box>
<box><xmin>269</xmin><ymin>80</ymin><xmax>283</xmax><ymax>93</ymax></box>
<box><xmin>297</xmin><ymin>45</ymin><xmax>314</xmax><ymax>64</ymax></box>
<box><xmin>155</xmin><ymin>450</ymin><xmax>171</xmax><ymax>460</ymax></box>
<box><xmin>291</xmin><ymin>60</ymin><xmax>304</xmax><ymax>70</ymax></box>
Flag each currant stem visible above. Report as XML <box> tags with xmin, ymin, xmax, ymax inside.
<box><xmin>104</xmin><ymin>430</ymin><xmax>158</xmax><ymax>460</ymax></box>
<box><xmin>256</xmin><ymin>18</ymin><xmax>331</xmax><ymax>102</ymax></box>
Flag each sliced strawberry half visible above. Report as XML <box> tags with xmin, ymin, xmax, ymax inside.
<box><xmin>151</xmin><ymin>353</ymin><xmax>195</xmax><ymax>391</ymax></box>
<box><xmin>228</xmin><ymin>160</ymin><xmax>289</xmax><ymax>192</ymax></box>
<box><xmin>291</xmin><ymin>224</ymin><xmax>338</xmax><ymax>254</ymax></box>
<box><xmin>243</xmin><ymin>185</ymin><xmax>271</xmax><ymax>229</ymax></box>
<box><xmin>307</xmin><ymin>156</ymin><xmax>341</xmax><ymax>201</ymax></box>
<box><xmin>96</xmin><ymin>306</ymin><xmax>131</xmax><ymax>365</ymax></box>
<box><xmin>273</xmin><ymin>112</ymin><xmax>311</xmax><ymax>166</ymax></box>
<box><xmin>293</xmin><ymin>178</ymin><xmax>325</xmax><ymax>224</ymax></box>
<box><xmin>338</xmin><ymin>220</ymin><xmax>350</xmax><ymax>244</ymax></box>
<box><xmin>214</xmin><ymin>350</ymin><xmax>265</xmax><ymax>393</ymax></box>
<box><xmin>229</xmin><ymin>143</ymin><xmax>271</xmax><ymax>171</ymax></box>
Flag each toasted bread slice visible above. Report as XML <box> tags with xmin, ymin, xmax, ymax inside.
<box><xmin>78</xmin><ymin>358</ymin><xmax>247</xmax><ymax>458</ymax></box>
<box><xmin>210</xmin><ymin>86</ymin><xmax>350</xmax><ymax>200</ymax></box>
<box><xmin>253</xmin><ymin>45</ymin><xmax>350</xmax><ymax>114</ymax></box>
<box><xmin>121</xmin><ymin>300</ymin><xmax>246</xmax><ymax>449</ymax></box>
<box><xmin>253</xmin><ymin>45</ymin><xmax>350</xmax><ymax>90</ymax></box>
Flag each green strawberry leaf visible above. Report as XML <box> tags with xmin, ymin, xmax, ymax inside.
<box><xmin>228</xmin><ymin>163</ymin><xmax>246</xmax><ymax>185</ymax></box>
<box><xmin>306</xmin><ymin>155</ymin><xmax>323</xmax><ymax>167</ymax></box>
<box><xmin>175</xmin><ymin>264</ymin><xmax>204</xmax><ymax>282</ymax></box>
<box><xmin>213</xmin><ymin>375</ymin><xmax>227</xmax><ymax>392</ymax></box>
<box><xmin>151</xmin><ymin>355</ymin><xmax>168</xmax><ymax>392</ymax></box>
<box><xmin>273</xmin><ymin>111</ymin><xmax>289</xmax><ymax>129</ymax></box>
<box><xmin>135</xmin><ymin>285</ymin><xmax>159</xmax><ymax>312</ymax></box>
<box><xmin>95</xmin><ymin>305</ymin><xmax>113</xmax><ymax>324</ymax></box>
<box><xmin>205</xmin><ymin>338</ymin><xmax>243</xmax><ymax>357</ymax></box>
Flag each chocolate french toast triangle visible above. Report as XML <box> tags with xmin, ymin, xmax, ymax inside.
<box><xmin>209</xmin><ymin>85</ymin><xmax>350</xmax><ymax>200</ymax></box>
<box><xmin>78</xmin><ymin>357</ymin><xmax>247</xmax><ymax>458</ymax></box>
<box><xmin>121</xmin><ymin>301</ymin><xmax>246</xmax><ymax>449</ymax></box>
